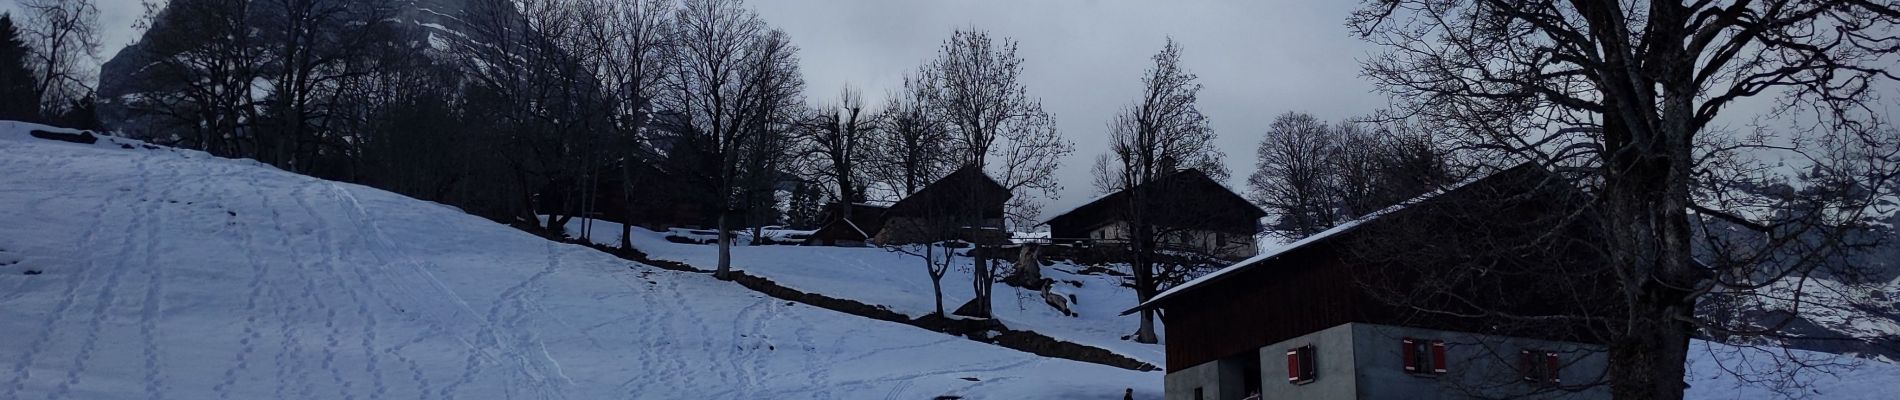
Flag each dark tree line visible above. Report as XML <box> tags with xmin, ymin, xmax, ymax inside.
<box><xmin>101</xmin><ymin>0</ymin><xmax>1081</xmax><ymax>305</ymax></box>
<box><xmin>0</xmin><ymin>0</ymin><xmax>104</xmax><ymax>128</ymax></box>
<box><xmin>1248</xmin><ymin>111</ymin><xmax>1452</xmax><ymax>237</ymax></box>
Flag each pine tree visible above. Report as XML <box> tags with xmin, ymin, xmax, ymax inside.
<box><xmin>0</xmin><ymin>14</ymin><xmax>42</xmax><ymax>122</ymax></box>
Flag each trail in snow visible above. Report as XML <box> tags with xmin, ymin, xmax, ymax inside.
<box><xmin>0</xmin><ymin>121</ymin><xmax>1162</xmax><ymax>399</ymax></box>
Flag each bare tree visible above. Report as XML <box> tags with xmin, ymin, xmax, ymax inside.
<box><xmin>1350</xmin><ymin>1</ymin><xmax>1900</xmax><ymax>398</ymax></box>
<box><xmin>253</xmin><ymin>0</ymin><xmax>398</xmax><ymax>171</ymax></box>
<box><xmin>131</xmin><ymin>0</ymin><xmax>261</xmax><ymax>157</ymax></box>
<box><xmin>1247</xmin><ymin>111</ymin><xmax>1338</xmax><ymax>237</ymax></box>
<box><xmin>580</xmin><ymin>0</ymin><xmax>675</xmax><ymax>250</ymax></box>
<box><xmin>797</xmin><ymin>86</ymin><xmax>879</xmax><ymax>205</ymax></box>
<box><xmin>661</xmin><ymin>0</ymin><xmax>804</xmax><ymax>280</ymax></box>
<box><xmin>19</xmin><ymin>0</ymin><xmax>101</xmax><ymax>116</ymax></box>
<box><xmin>867</xmin><ymin>72</ymin><xmax>956</xmax><ymax>198</ymax></box>
<box><xmin>919</xmin><ymin>28</ymin><xmax>1074</xmax><ymax>226</ymax></box>
<box><xmin>1330</xmin><ymin>118</ymin><xmax>1454</xmax><ymax>219</ymax></box>
<box><xmin>1091</xmin><ymin>38</ymin><xmax>1226</xmax><ymax>344</ymax></box>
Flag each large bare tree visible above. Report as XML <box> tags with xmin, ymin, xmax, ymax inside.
<box><xmin>1091</xmin><ymin>38</ymin><xmax>1226</xmax><ymax>344</ymax></box>
<box><xmin>1247</xmin><ymin>111</ymin><xmax>1340</xmax><ymax>237</ymax></box>
<box><xmin>19</xmin><ymin>0</ymin><xmax>101</xmax><ymax>116</ymax></box>
<box><xmin>253</xmin><ymin>0</ymin><xmax>397</xmax><ymax>171</ymax></box>
<box><xmin>915</xmin><ymin>28</ymin><xmax>1072</xmax><ymax>318</ymax></box>
<box><xmin>131</xmin><ymin>0</ymin><xmax>261</xmax><ymax>157</ymax></box>
<box><xmin>797</xmin><ymin>86</ymin><xmax>879</xmax><ymax>206</ymax></box>
<box><xmin>868</xmin><ymin>72</ymin><xmax>956</xmax><ymax>198</ymax></box>
<box><xmin>919</xmin><ymin>28</ymin><xmax>1074</xmax><ymax>226</ymax></box>
<box><xmin>580</xmin><ymin>0</ymin><xmax>674</xmax><ymax>250</ymax></box>
<box><xmin>1349</xmin><ymin>1</ymin><xmax>1900</xmax><ymax>398</ymax></box>
<box><xmin>662</xmin><ymin>0</ymin><xmax>804</xmax><ymax>280</ymax></box>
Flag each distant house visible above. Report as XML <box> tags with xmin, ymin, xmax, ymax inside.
<box><xmin>874</xmin><ymin>165</ymin><xmax>1012</xmax><ymax>245</ymax></box>
<box><xmin>536</xmin><ymin>160</ymin><xmax>716</xmax><ymax>230</ymax></box>
<box><xmin>802</xmin><ymin>202</ymin><xmax>890</xmax><ymax>247</ymax></box>
<box><xmin>1044</xmin><ymin>169</ymin><xmax>1265</xmax><ymax>260</ymax></box>
<box><xmin>1127</xmin><ymin>164</ymin><xmax>1616</xmax><ymax>400</ymax></box>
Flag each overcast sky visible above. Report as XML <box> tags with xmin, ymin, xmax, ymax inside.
<box><xmin>42</xmin><ymin>0</ymin><xmax>1391</xmax><ymax>219</ymax></box>
<box><xmin>748</xmin><ymin>0</ymin><xmax>1387</xmax><ymax>216</ymax></box>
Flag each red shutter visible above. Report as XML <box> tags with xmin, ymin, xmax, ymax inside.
<box><xmin>1401</xmin><ymin>339</ymin><xmax>1417</xmax><ymax>372</ymax></box>
<box><xmin>1287</xmin><ymin>349</ymin><xmax>1300</xmax><ymax>382</ymax></box>
<box><xmin>1546</xmin><ymin>353</ymin><xmax>1562</xmax><ymax>384</ymax></box>
<box><xmin>1518</xmin><ymin>350</ymin><xmax>1534</xmax><ymax>381</ymax></box>
<box><xmin>1430</xmin><ymin>341</ymin><xmax>1447</xmax><ymax>373</ymax></box>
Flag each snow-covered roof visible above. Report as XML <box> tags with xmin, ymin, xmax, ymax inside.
<box><xmin>1123</xmin><ymin>163</ymin><xmax>1529</xmax><ymax>314</ymax></box>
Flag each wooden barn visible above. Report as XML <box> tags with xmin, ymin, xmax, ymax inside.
<box><xmin>1043</xmin><ymin>169</ymin><xmax>1265</xmax><ymax>260</ymax></box>
<box><xmin>874</xmin><ymin>165</ymin><xmax>1013</xmax><ymax>245</ymax></box>
<box><xmin>1128</xmin><ymin>164</ymin><xmax>1618</xmax><ymax>400</ymax></box>
<box><xmin>535</xmin><ymin>160</ymin><xmax>715</xmax><ymax>231</ymax></box>
<box><xmin>802</xmin><ymin>202</ymin><xmax>891</xmax><ymax>247</ymax></box>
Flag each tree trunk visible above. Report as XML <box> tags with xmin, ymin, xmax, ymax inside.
<box><xmin>1131</xmin><ymin>225</ymin><xmax>1159</xmax><ymax>343</ymax></box>
<box><xmin>716</xmin><ymin>212</ymin><xmax>733</xmax><ymax>280</ymax></box>
<box><xmin>1610</xmin><ymin>295</ymin><xmax>1694</xmax><ymax>400</ymax></box>
<box><xmin>972</xmin><ymin>248</ymin><xmax>992</xmax><ymax>318</ymax></box>
<box><xmin>927</xmin><ymin>244</ymin><xmax>946</xmax><ymax>317</ymax></box>
<box><xmin>1599</xmin><ymin>107</ymin><xmax>1702</xmax><ymax>400</ymax></box>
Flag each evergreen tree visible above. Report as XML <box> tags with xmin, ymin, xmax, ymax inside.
<box><xmin>0</xmin><ymin>14</ymin><xmax>42</xmax><ymax>122</ymax></box>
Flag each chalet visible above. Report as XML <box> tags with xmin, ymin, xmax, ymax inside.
<box><xmin>802</xmin><ymin>202</ymin><xmax>891</xmax><ymax>247</ymax></box>
<box><xmin>536</xmin><ymin>159</ymin><xmax>715</xmax><ymax>230</ymax></box>
<box><xmin>874</xmin><ymin>165</ymin><xmax>1013</xmax><ymax>245</ymax></box>
<box><xmin>1127</xmin><ymin>164</ymin><xmax>1617</xmax><ymax>400</ymax></box>
<box><xmin>1043</xmin><ymin>169</ymin><xmax>1265</xmax><ymax>260</ymax></box>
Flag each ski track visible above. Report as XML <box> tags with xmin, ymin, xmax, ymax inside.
<box><xmin>213</xmin><ymin>162</ymin><xmax>274</xmax><ymax>400</ymax></box>
<box><xmin>52</xmin><ymin>150</ymin><xmax>176</xmax><ymax>400</ymax></box>
<box><xmin>134</xmin><ymin>152</ymin><xmax>185</xmax><ymax>400</ymax></box>
<box><xmin>1</xmin><ymin>146</ymin><xmax>130</xmax><ymax>399</ymax></box>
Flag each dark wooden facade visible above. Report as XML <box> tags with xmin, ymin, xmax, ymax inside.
<box><xmin>1141</xmin><ymin>164</ymin><xmax>1618</xmax><ymax>372</ymax></box>
<box><xmin>877</xmin><ymin>165</ymin><xmax>1013</xmax><ymax>245</ymax></box>
<box><xmin>537</xmin><ymin>160</ymin><xmax>715</xmax><ymax>230</ymax></box>
<box><xmin>803</xmin><ymin>203</ymin><xmax>891</xmax><ymax>246</ymax></box>
<box><xmin>1045</xmin><ymin>169</ymin><xmax>1264</xmax><ymax>239</ymax></box>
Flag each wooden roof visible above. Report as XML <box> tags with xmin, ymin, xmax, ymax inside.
<box><xmin>1126</xmin><ymin>163</ymin><xmax>1618</xmax><ymax>369</ymax></box>
<box><xmin>884</xmin><ymin>164</ymin><xmax>1010</xmax><ymax>219</ymax></box>
<box><xmin>1043</xmin><ymin>169</ymin><xmax>1264</xmax><ymax>236</ymax></box>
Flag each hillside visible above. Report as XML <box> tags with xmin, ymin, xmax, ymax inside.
<box><xmin>2</xmin><ymin>120</ymin><xmax>1898</xmax><ymax>399</ymax></box>
<box><xmin>0</xmin><ymin>121</ymin><xmax>1161</xmax><ymax>399</ymax></box>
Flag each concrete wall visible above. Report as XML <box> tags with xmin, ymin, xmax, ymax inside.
<box><xmin>1350</xmin><ymin>324</ymin><xmax>1610</xmax><ymax>400</ymax></box>
<box><xmin>1256</xmin><ymin>323</ymin><xmax>1359</xmax><ymax>399</ymax></box>
<box><xmin>1164</xmin><ymin>356</ymin><xmax>1251</xmax><ymax>400</ymax></box>
<box><xmin>1164</xmin><ymin>322</ymin><xmax>1611</xmax><ymax>400</ymax></box>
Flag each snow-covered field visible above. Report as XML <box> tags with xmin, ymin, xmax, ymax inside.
<box><xmin>3</xmin><ymin>119</ymin><xmax>1897</xmax><ymax>399</ymax></box>
<box><xmin>0</xmin><ymin>121</ymin><xmax>1161</xmax><ymax>399</ymax></box>
<box><xmin>552</xmin><ymin>219</ymin><xmax>1169</xmax><ymax>366</ymax></box>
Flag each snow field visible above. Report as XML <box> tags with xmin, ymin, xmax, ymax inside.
<box><xmin>0</xmin><ymin>121</ymin><xmax>1162</xmax><ymax>399</ymax></box>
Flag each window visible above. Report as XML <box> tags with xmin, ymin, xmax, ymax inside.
<box><xmin>1402</xmin><ymin>338</ymin><xmax>1447</xmax><ymax>375</ymax></box>
<box><xmin>1286</xmin><ymin>345</ymin><xmax>1317</xmax><ymax>383</ymax></box>
<box><xmin>1192</xmin><ymin>387</ymin><xmax>1203</xmax><ymax>400</ymax></box>
<box><xmin>1519</xmin><ymin>350</ymin><xmax>1562</xmax><ymax>384</ymax></box>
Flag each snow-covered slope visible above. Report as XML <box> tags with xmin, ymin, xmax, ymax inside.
<box><xmin>553</xmin><ymin>219</ymin><xmax>1167</xmax><ymax>366</ymax></box>
<box><xmin>0</xmin><ymin>121</ymin><xmax>1162</xmax><ymax>399</ymax></box>
<box><xmin>4</xmin><ymin>120</ymin><xmax>1896</xmax><ymax>399</ymax></box>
